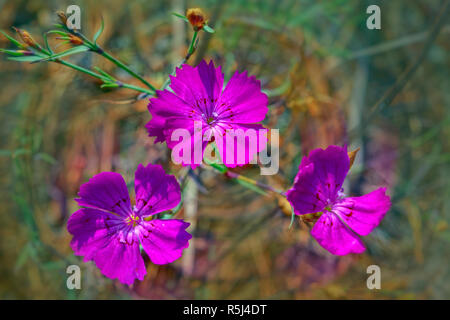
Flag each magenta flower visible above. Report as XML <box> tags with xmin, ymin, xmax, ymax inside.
<box><xmin>67</xmin><ymin>164</ymin><xmax>191</xmax><ymax>285</ymax></box>
<box><xmin>286</xmin><ymin>145</ymin><xmax>391</xmax><ymax>255</ymax></box>
<box><xmin>146</xmin><ymin>60</ymin><xmax>268</xmax><ymax>167</ymax></box>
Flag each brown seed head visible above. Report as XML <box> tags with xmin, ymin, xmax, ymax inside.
<box><xmin>56</xmin><ymin>11</ymin><xmax>68</xmax><ymax>26</ymax></box>
<box><xmin>186</xmin><ymin>8</ymin><xmax>206</xmax><ymax>30</ymax></box>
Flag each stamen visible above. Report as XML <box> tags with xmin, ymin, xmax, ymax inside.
<box><xmin>125</xmin><ymin>214</ymin><xmax>140</xmax><ymax>227</ymax></box>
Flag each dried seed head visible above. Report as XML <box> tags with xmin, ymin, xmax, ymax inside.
<box><xmin>56</xmin><ymin>11</ymin><xmax>68</xmax><ymax>26</ymax></box>
<box><xmin>186</xmin><ymin>8</ymin><xmax>206</xmax><ymax>30</ymax></box>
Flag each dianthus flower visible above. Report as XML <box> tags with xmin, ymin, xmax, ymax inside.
<box><xmin>146</xmin><ymin>60</ymin><xmax>268</xmax><ymax>168</ymax></box>
<box><xmin>68</xmin><ymin>164</ymin><xmax>191</xmax><ymax>285</ymax></box>
<box><xmin>286</xmin><ymin>145</ymin><xmax>391</xmax><ymax>255</ymax></box>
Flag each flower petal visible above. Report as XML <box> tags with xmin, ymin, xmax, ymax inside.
<box><xmin>145</xmin><ymin>114</ymin><xmax>166</xmax><ymax>144</ymax></box>
<box><xmin>311</xmin><ymin>212</ymin><xmax>366</xmax><ymax>256</ymax></box>
<box><xmin>217</xmin><ymin>70</ymin><xmax>268</xmax><ymax>124</ymax></box>
<box><xmin>139</xmin><ymin>219</ymin><xmax>191</xmax><ymax>265</ymax></box>
<box><xmin>286</xmin><ymin>162</ymin><xmax>326</xmax><ymax>214</ymax></box>
<box><xmin>75</xmin><ymin>172</ymin><xmax>131</xmax><ymax>216</ymax></box>
<box><xmin>286</xmin><ymin>145</ymin><xmax>349</xmax><ymax>215</ymax></box>
<box><xmin>214</xmin><ymin>123</ymin><xmax>267</xmax><ymax>167</ymax></box>
<box><xmin>333</xmin><ymin>187</ymin><xmax>391</xmax><ymax>236</ymax></box>
<box><xmin>134</xmin><ymin>164</ymin><xmax>181</xmax><ymax>216</ymax></box>
<box><xmin>92</xmin><ymin>231</ymin><xmax>146</xmax><ymax>285</ymax></box>
<box><xmin>68</xmin><ymin>208</ymin><xmax>123</xmax><ymax>261</ymax></box>
<box><xmin>170</xmin><ymin>60</ymin><xmax>223</xmax><ymax>106</ymax></box>
<box><xmin>67</xmin><ymin>208</ymin><xmax>146</xmax><ymax>285</ymax></box>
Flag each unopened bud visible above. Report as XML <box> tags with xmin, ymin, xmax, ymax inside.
<box><xmin>13</xmin><ymin>27</ymin><xmax>39</xmax><ymax>49</ymax></box>
<box><xmin>277</xmin><ymin>195</ymin><xmax>293</xmax><ymax>217</ymax></box>
<box><xmin>348</xmin><ymin>147</ymin><xmax>360</xmax><ymax>168</ymax></box>
<box><xmin>68</xmin><ymin>34</ymin><xmax>83</xmax><ymax>45</ymax></box>
<box><xmin>186</xmin><ymin>8</ymin><xmax>206</xmax><ymax>31</ymax></box>
<box><xmin>17</xmin><ymin>50</ymin><xmax>34</xmax><ymax>56</ymax></box>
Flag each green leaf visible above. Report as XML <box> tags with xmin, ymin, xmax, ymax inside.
<box><xmin>289</xmin><ymin>207</ymin><xmax>295</xmax><ymax>229</ymax></box>
<box><xmin>94</xmin><ymin>66</ymin><xmax>115</xmax><ymax>81</ymax></box>
<box><xmin>8</xmin><ymin>55</ymin><xmax>43</xmax><ymax>62</ymax></box>
<box><xmin>0</xmin><ymin>30</ymin><xmax>25</xmax><ymax>48</ymax></box>
<box><xmin>38</xmin><ymin>45</ymin><xmax>90</xmax><ymax>62</ymax></box>
<box><xmin>47</xmin><ymin>30</ymin><xmax>69</xmax><ymax>36</ymax></box>
<box><xmin>43</xmin><ymin>33</ymin><xmax>53</xmax><ymax>54</ymax></box>
<box><xmin>100</xmin><ymin>82</ymin><xmax>119</xmax><ymax>89</ymax></box>
<box><xmin>0</xmin><ymin>48</ymin><xmax>26</xmax><ymax>56</ymax></box>
<box><xmin>93</xmin><ymin>18</ymin><xmax>104</xmax><ymax>44</ymax></box>
<box><xmin>172</xmin><ymin>12</ymin><xmax>189</xmax><ymax>22</ymax></box>
<box><xmin>53</xmin><ymin>23</ymin><xmax>66</xmax><ymax>29</ymax></box>
<box><xmin>209</xmin><ymin>162</ymin><xmax>228</xmax><ymax>173</ymax></box>
<box><xmin>203</xmin><ymin>25</ymin><xmax>215</xmax><ymax>33</ymax></box>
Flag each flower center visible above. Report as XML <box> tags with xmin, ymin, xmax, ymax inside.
<box><xmin>207</xmin><ymin>116</ymin><xmax>215</xmax><ymax>125</ymax></box>
<box><xmin>125</xmin><ymin>214</ymin><xmax>140</xmax><ymax>227</ymax></box>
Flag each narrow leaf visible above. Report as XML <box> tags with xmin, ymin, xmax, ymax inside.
<box><xmin>1</xmin><ymin>30</ymin><xmax>25</xmax><ymax>48</ymax></box>
<box><xmin>37</xmin><ymin>45</ymin><xmax>90</xmax><ymax>62</ymax></box>
<box><xmin>47</xmin><ymin>30</ymin><xmax>69</xmax><ymax>36</ymax></box>
<box><xmin>235</xmin><ymin>178</ymin><xmax>267</xmax><ymax>195</ymax></box>
<box><xmin>43</xmin><ymin>33</ymin><xmax>53</xmax><ymax>54</ymax></box>
<box><xmin>172</xmin><ymin>12</ymin><xmax>189</xmax><ymax>22</ymax></box>
<box><xmin>93</xmin><ymin>18</ymin><xmax>105</xmax><ymax>44</ymax></box>
<box><xmin>8</xmin><ymin>55</ymin><xmax>42</xmax><ymax>62</ymax></box>
<box><xmin>94</xmin><ymin>66</ymin><xmax>115</xmax><ymax>80</ymax></box>
<box><xmin>203</xmin><ymin>25</ymin><xmax>215</xmax><ymax>33</ymax></box>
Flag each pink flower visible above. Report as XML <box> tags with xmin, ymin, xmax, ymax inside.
<box><xmin>286</xmin><ymin>145</ymin><xmax>391</xmax><ymax>255</ymax></box>
<box><xmin>67</xmin><ymin>164</ymin><xmax>191</xmax><ymax>285</ymax></box>
<box><xmin>146</xmin><ymin>60</ymin><xmax>268</xmax><ymax>168</ymax></box>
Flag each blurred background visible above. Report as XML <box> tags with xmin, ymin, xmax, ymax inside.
<box><xmin>0</xmin><ymin>0</ymin><xmax>449</xmax><ymax>299</ymax></box>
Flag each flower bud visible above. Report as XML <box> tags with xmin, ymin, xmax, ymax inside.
<box><xmin>348</xmin><ymin>147</ymin><xmax>360</xmax><ymax>168</ymax></box>
<box><xmin>68</xmin><ymin>34</ymin><xmax>83</xmax><ymax>45</ymax></box>
<box><xmin>12</xmin><ymin>27</ymin><xmax>39</xmax><ymax>49</ymax></box>
<box><xmin>17</xmin><ymin>50</ymin><xmax>34</xmax><ymax>56</ymax></box>
<box><xmin>186</xmin><ymin>8</ymin><xmax>206</xmax><ymax>31</ymax></box>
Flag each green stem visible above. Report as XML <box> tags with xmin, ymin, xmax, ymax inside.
<box><xmin>57</xmin><ymin>59</ymin><xmax>108</xmax><ymax>81</ymax></box>
<box><xmin>225</xmin><ymin>170</ymin><xmax>286</xmax><ymax>196</ymax></box>
<box><xmin>71</xmin><ymin>30</ymin><xmax>157</xmax><ymax>92</ymax></box>
<box><xmin>187</xmin><ymin>31</ymin><xmax>198</xmax><ymax>59</ymax></box>
<box><xmin>98</xmin><ymin>49</ymin><xmax>156</xmax><ymax>92</ymax></box>
<box><xmin>161</xmin><ymin>31</ymin><xmax>199</xmax><ymax>90</ymax></box>
<box><xmin>55</xmin><ymin>59</ymin><xmax>154</xmax><ymax>95</ymax></box>
<box><xmin>117</xmin><ymin>81</ymin><xmax>155</xmax><ymax>95</ymax></box>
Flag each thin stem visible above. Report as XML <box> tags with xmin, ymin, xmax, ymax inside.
<box><xmin>186</xmin><ymin>31</ymin><xmax>198</xmax><ymax>61</ymax></box>
<box><xmin>71</xmin><ymin>30</ymin><xmax>157</xmax><ymax>92</ymax></box>
<box><xmin>57</xmin><ymin>59</ymin><xmax>108</xmax><ymax>81</ymax></box>
<box><xmin>98</xmin><ymin>49</ymin><xmax>156</xmax><ymax>92</ymax></box>
<box><xmin>225</xmin><ymin>170</ymin><xmax>286</xmax><ymax>196</ymax></box>
<box><xmin>55</xmin><ymin>59</ymin><xmax>154</xmax><ymax>95</ymax></box>
<box><xmin>115</xmin><ymin>81</ymin><xmax>155</xmax><ymax>95</ymax></box>
<box><xmin>161</xmin><ymin>30</ymin><xmax>200</xmax><ymax>90</ymax></box>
